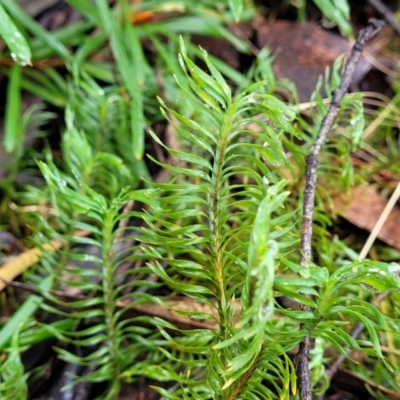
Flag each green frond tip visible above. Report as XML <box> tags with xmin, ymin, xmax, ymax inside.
<box><xmin>242</xmin><ymin>183</ymin><xmax>291</xmax><ymax>325</ymax></box>
<box><xmin>178</xmin><ymin>36</ymin><xmax>231</xmax><ymax>109</ymax></box>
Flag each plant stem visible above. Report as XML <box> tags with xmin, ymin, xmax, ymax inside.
<box><xmin>367</xmin><ymin>0</ymin><xmax>400</xmax><ymax>35</ymax></box>
<box><xmin>103</xmin><ymin>210</ymin><xmax>121</xmax><ymax>396</ymax></box>
<box><xmin>211</xmin><ymin>104</ymin><xmax>235</xmax><ymax>332</ymax></box>
<box><xmin>294</xmin><ymin>19</ymin><xmax>385</xmax><ymax>400</ymax></box>
<box><xmin>227</xmin><ymin>349</ymin><xmax>262</xmax><ymax>400</ymax></box>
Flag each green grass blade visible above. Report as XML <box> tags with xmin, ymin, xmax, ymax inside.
<box><xmin>0</xmin><ymin>276</ymin><xmax>53</xmax><ymax>350</ymax></box>
<box><xmin>228</xmin><ymin>0</ymin><xmax>244</xmax><ymax>22</ymax></box>
<box><xmin>0</xmin><ymin>3</ymin><xmax>31</xmax><ymax>65</ymax></box>
<box><xmin>4</xmin><ymin>64</ymin><xmax>22</xmax><ymax>152</ymax></box>
<box><xmin>30</xmin><ymin>20</ymin><xmax>93</xmax><ymax>60</ymax></box>
<box><xmin>96</xmin><ymin>0</ymin><xmax>145</xmax><ymax>159</ymax></box>
<box><xmin>65</xmin><ymin>0</ymin><xmax>100</xmax><ymax>24</ymax></box>
<box><xmin>0</xmin><ymin>0</ymin><xmax>72</xmax><ymax>62</ymax></box>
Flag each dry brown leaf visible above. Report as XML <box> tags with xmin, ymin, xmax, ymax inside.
<box><xmin>333</xmin><ymin>184</ymin><xmax>400</xmax><ymax>249</ymax></box>
<box><xmin>119</xmin><ymin>298</ymin><xmax>219</xmax><ymax>330</ymax></box>
<box><xmin>117</xmin><ymin>297</ymin><xmax>242</xmax><ymax>331</ymax></box>
<box><xmin>255</xmin><ymin>20</ymin><xmax>372</xmax><ymax>101</ymax></box>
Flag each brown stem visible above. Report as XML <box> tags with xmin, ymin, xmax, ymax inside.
<box><xmin>367</xmin><ymin>0</ymin><xmax>400</xmax><ymax>35</ymax></box>
<box><xmin>226</xmin><ymin>351</ymin><xmax>262</xmax><ymax>400</ymax></box>
<box><xmin>294</xmin><ymin>19</ymin><xmax>385</xmax><ymax>400</ymax></box>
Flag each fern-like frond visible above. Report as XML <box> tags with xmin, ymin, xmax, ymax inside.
<box><xmin>134</xmin><ymin>38</ymin><xmax>299</xmax><ymax>399</ymax></box>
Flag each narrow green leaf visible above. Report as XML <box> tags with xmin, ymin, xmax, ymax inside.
<box><xmin>1</xmin><ymin>0</ymin><xmax>71</xmax><ymax>61</ymax></box>
<box><xmin>312</xmin><ymin>0</ymin><xmax>353</xmax><ymax>37</ymax></box>
<box><xmin>65</xmin><ymin>0</ymin><xmax>100</xmax><ymax>24</ymax></box>
<box><xmin>275</xmin><ymin>283</ymin><xmax>317</xmax><ymax>308</ymax></box>
<box><xmin>4</xmin><ymin>64</ymin><xmax>22</xmax><ymax>152</ymax></box>
<box><xmin>201</xmin><ymin>47</ymin><xmax>232</xmax><ymax>103</ymax></box>
<box><xmin>148</xmin><ymin>130</ymin><xmax>212</xmax><ymax>169</ymax></box>
<box><xmin>96</xmin><ymin>0</ymin><xmax>145</xmax><ymax>159</ymax></box>
<box><xmin>20</xmin><ymin>75</ymin><xmax>66</xmax><ymax>107</ymax></box>
<box><xmin>347</xmin><ymin>100</ymin><xmax>364</xmax><ymax>148</ymax></box>
<box><xmin>0</xmin><ymin>276</ymin><xmax>53</xmax><ymax>350</ymax></box>
<box><xmin>228</xmin><ymin>0</ymin><xmax>244</xmax><ymax>22</ymax></box>
<box><xmin>74</xmin><ymin>32</ymin><xmax>107</xmax><ymax>67</ymax></box>
<box><xmin>147</xmin><ymin>155</ymin><xmax>211</xmax><ymax>180</ymax></box>
<box><xmin>0</xmin><ymin>3</ymin><xmax>31</xmax><ymax>65</ymax></box>
<box><xmin>179</xmin><ymin>37</ymin><xmax>226</xmax><ymax>108</ymax></box>
<box><xmin>348</xmin><ymin>311</ymin><xmax>383</xmax><ymax>358</ymax></box>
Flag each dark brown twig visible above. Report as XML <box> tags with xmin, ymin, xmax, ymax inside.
<box><xmin>367</xmin><ymin>0</ymin><xmax>400</xmax><ymax>36</ymax></box>
<box><xmin>294</xmin><ymin>19</ymin><xmax>385</xmax><ymax>400</ymax></box>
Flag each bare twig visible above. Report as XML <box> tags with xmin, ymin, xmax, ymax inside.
<box><xmin>294</xmin><ymin>19</ymin><xmax>385</xmax><ymax>400</ymax></box>
<box><xmin>0</xmin><ymin>230</ymin><xmax>90</xmax><ymax>292</ymax></box>
<box><xmin>367</xmin><ymin>0</ymin><xmax>400</xmax><ymax>35</ymax></box>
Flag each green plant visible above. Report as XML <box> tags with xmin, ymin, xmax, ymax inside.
<box><xmin>1</xmin><ymin>1</ymin><xmax>400</xmax><ymax>399</ymax></box>
<box><xmin>288</xmin><ymin>0</ymin><xmax>352</xmax><ymax>37</ymax></box>
<box><xmin>0</xmin><ymin>329</ymin><xmax>27</xmax><ymax>400</ymax></box>
<box><xmin>3</xmin><ymin>40</ymin><xmax>396</xmax><ymax>400</ymax></box>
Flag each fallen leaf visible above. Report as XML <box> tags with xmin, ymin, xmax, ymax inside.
<box><xmin>127</xmin><ymin>299</ymin><xmax>219</xmax><ymax>330</ymax></box>
<box><xmin>333</xmin><ymin>184</ymin><xmax>400</xmax><ymax>250</ymax></box>
<box><xmin>255</xmin><ymin>20</ymin><xmax>372</xmax><ymax>101</ymax></box>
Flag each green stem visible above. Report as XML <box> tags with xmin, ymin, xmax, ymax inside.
<box><xmin>210</xmin><ymin>104</ymin><xmax>236</xmax><ymax>332</ymax></box>
<box><xmin>102</xmin><ymin>209</ymin><xmax>121</xmax><ymax>396</ymax></box>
